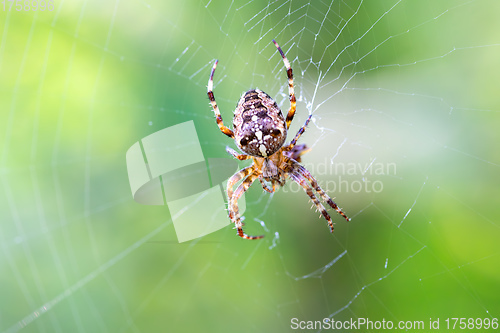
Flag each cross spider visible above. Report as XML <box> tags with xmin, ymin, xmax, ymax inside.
<box><xmin>207</xmin><ymin>40</ymin><xmax>350</xmax><ymax>239</ymax></box>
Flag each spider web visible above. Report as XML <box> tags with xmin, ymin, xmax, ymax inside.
<box><xmin>1</xmin><ymin>0</ymin><xmax>500</xmax><ymax>332</ymax></box>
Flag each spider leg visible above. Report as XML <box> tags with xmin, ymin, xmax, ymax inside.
<box><xmin>288</xmin><ymin>114</ymin><xmax>312</xmax><ymax>149</ymax></box>
<box><xmin>226</xmin><ymin>146</ymin><xmax>251</xmax><ymax>160</ymax></box>
<box><xmin>288</xmin><ymin>172</ymin><xmax>335</xmax><ymax>233</ymax></box>
<box><xmin>258</xmin><ymin>176</ymin><xmax>276</xmax><ymax>194</ymax></box>
<box><xmin>207</xmin><ymin>60</ymin><xmax>234</xmax><ymax>139</ymax></box>
<box><xmin>229</xmin><ymin>172</ymin><xmax>264</xmax><ymax>239</ymax></box>
<box><xmin>291</xmin><ymin>160</ymin><xmax>350</xmax><ymax>222</ymax></box>
<box><xmin>227</xmin><ymin>166</ymin><xmax>254</xmax><ymax>221</ymax></box>
<box><xmin>283</xmin><ymin>143</ymin><xmax>311</xmax><ymax>163</ymax></box>
<box><xmin>272</xmin><ymin>40</ymin><xmax>296</xmax><ymax>130</ymax></box>
<box><xmin>282</xmin><ymin>113</ymin><xmax>313</xmax><ymax>159</ymax></box>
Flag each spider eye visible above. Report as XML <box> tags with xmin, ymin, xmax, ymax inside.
<box><xmin>239</xmin><ymin>137</ymin><xmax>250</xmax><ymax>146</ymax></box>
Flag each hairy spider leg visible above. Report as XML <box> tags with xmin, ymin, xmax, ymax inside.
<box><xmin>226</xmin><ymin>166</ymin><xmax>264</xmax><ymax>239</ymax></box>
<box><xmin>288</xmin><ymin>114</ymin><xmax>312</xmax><ymax>150</ymax></box>
<box><xmin>292</xmin><ymin>160</ymin><xmax>350</xmax><ymax>222</ymax></box>
<box><xmin>283</xmin><ymin>143</ymin><xmax>311</xmax><ymax>163</ymax></box>
<box><xmin>258</xmin><ymin>177</ymin><xmax>276</xmax><ymax>194</ymax></box>
<box><xmin>226</xmin><ymin>146</ymin><xmax>251</xmax><ymax>160</ymax></box>
<box><xmin>281</xmin><ymin>114</ymin><xmax>312</xmax><ymax>163</ymax></box>
<box><xmin>288</xmin><ymin>171</ymin><xmax>335</xmax><ymax>233</ymax></box>
<box><xmin>226</xmin><ymin>166</ymin><xmax>254</xmax><ymax>221</ymax></box>
<box><xmin>272</xmin><ymin>40</ymin><xmax>296</xmax><ymax>130</ymax></box>
<box><xmin>207</xmin><ymin>60</ymin><xmax>234</xmax><ymax>138</ymax></box>
<box><xmin>230</xmin><ymin>173</ymin><xmax>264</xmax><ymax>239</ymax></box>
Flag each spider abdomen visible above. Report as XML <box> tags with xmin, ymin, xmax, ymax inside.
<box><xmin>233</xmin><ymin>89</ymin><xmax>287</xmax><ymax>157</ymax></box>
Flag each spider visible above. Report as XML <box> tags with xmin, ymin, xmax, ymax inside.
<box><xmin>207</xmin><ymin>40</ymin><xmax>350</xmax><ymax>239</ymax></box>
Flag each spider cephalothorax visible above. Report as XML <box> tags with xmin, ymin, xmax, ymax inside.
<box><xmin>207</xmin><ymin>39</ymin><xmax>350</xmax><ymax>239</ymax></box>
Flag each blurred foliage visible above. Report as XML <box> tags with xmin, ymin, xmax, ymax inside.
<box><xmin>1</xmin><ymin>0</ymin><xmax>499</xmax><ymax>332</ymax></box>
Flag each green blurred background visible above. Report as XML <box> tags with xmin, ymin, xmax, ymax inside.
<box><xmin>1</xmin><ymin>0</ymin><xmax>499</xmax><ymax>332</ymax></box>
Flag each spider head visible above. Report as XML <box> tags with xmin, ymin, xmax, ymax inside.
<box><xmin>233</xmin><ymin>89</ymin><xmax>287</xmax><ymax>157</ymax></box>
